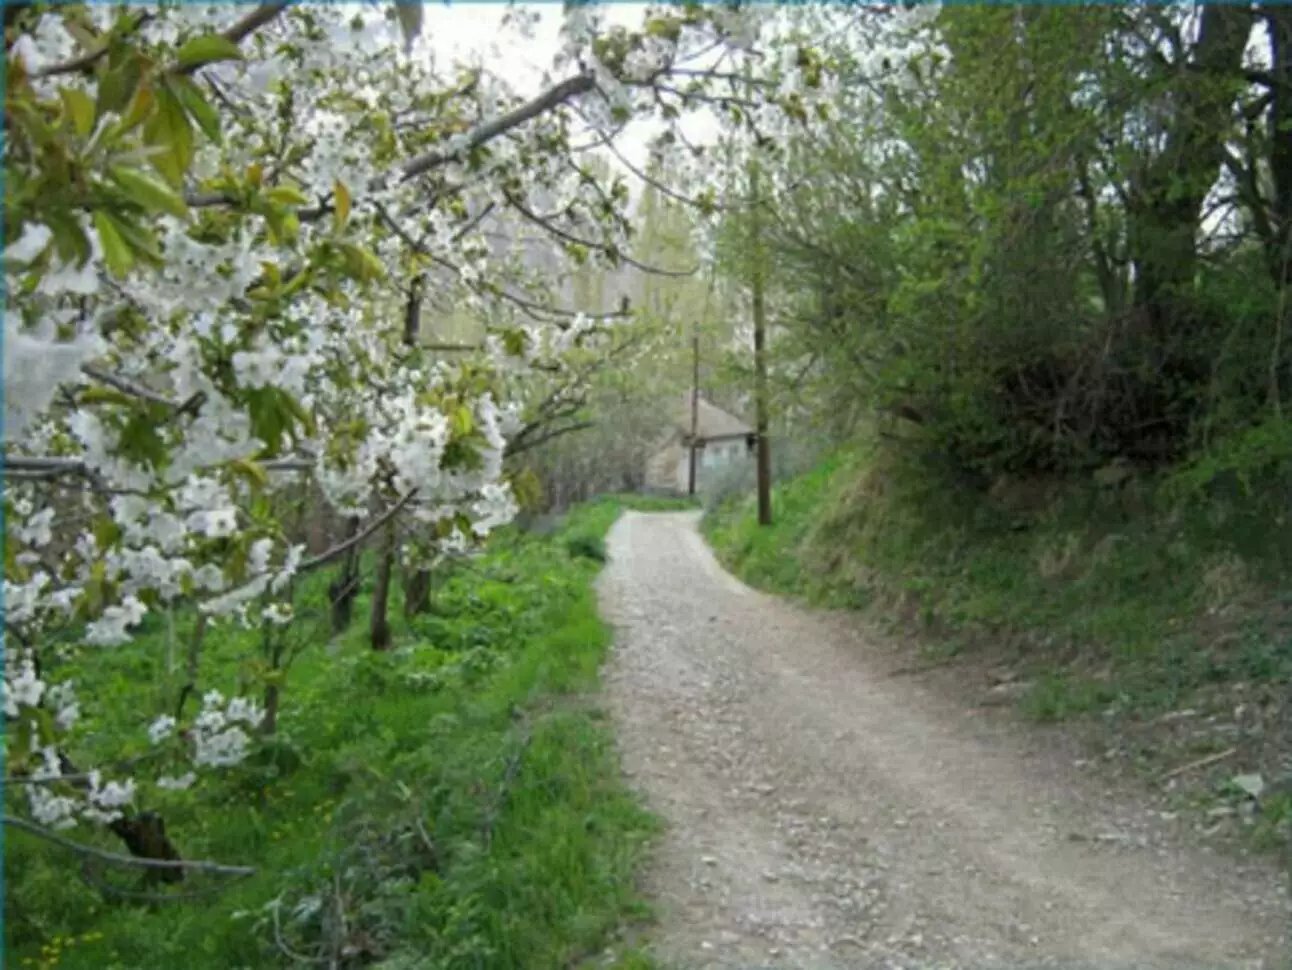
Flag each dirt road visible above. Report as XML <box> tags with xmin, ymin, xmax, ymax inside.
<box><xmin>596</xmin><ymin>511</ymin><xmax>1290</xmax><ymax>970</ymax></box>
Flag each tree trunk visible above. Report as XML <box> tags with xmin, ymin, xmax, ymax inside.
<box><xmin>369</xmin><ymin>521</ymin><xmax>396</xmax><ymax>651</ymax></box>
<box><xmin>328</xmin><ymin>516</ymin><xmax>361</xmax><ymax>635</ymax></box>
<box><xmin>108</xmin><ymin>812</ymin><xmax>186</xmax><ymax>886</ymax></box>
<box><xmin>1127</xmin><ymin>5</ymin><xmax>1252</xmax><ymax>331</ymax></box>
<box><xmin>174</xmin><ymin>614</ymin><xmax>208</xmax><ymax>720</ymax></box>
<box><xmin>1267</xmin><ymin>7</ymin><xmax>1292</xmax><ymax>289</ymax></box>
<box><xmin>749</xmin><ymin>150</ymin><xmax>773</xmax><ymax>527</ymax></box>
<box><xmin>402</xmin><ymin>567</ymin><xmax>431</xmax><ymax>618</ymax></box>
<box><xmin>262</xmin><ymin>683</ymin><xmax>280</xmax><ymax>735</ymax></box>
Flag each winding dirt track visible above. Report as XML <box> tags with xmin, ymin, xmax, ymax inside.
<box><xmin>596</xmin><ymin>511</ymin><xmax>1291</xmax><ymax>970</ymax></box>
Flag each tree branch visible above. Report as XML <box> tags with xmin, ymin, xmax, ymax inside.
<box><xmin>501</xmin><ymin>189</ymin><xmax>698</xmax><ymax>278</ymax></box>
<box><xmin>505</xmin><ymin>420</ymin><xmax>594</xmax><ymax>458</ymax></box>
<box><xmin>3</xmin><ymin>455</ymin><xmax>313</xmax><ymax>479</ymax></box>
<box><xmin>30</xmin><ymin>11</ymin><xmax>153</xmax><ymax>80</ymax></box>
<box><xmin>399</xmin><ymin>71</ymin><xmax>596</xmax><ymax>182</ymax></box>
<box><xmin>296</xmin><ymin>490</ymin><xmax>419</xmax><ymax>575</ymax></box>
<box><xmin>210</xmin><ymin>2</ymin><xmax>291</xmax><ymax>50</ymax></box>
<box><xmin>81</xmin><ymin>365</ymin><xmax>180</xmax><ymax>409</ymax></box>
<box><xmin>31</xmin><ymin>3</ymin><xmax>289</xmax><ymax>81</ymax></box>
<box><xmin>4</xmin><ymin>815</ymin><xmax>256</xmax><ymax>877</ymax></box>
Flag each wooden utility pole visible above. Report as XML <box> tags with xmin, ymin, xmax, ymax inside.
<box><xmin>749</xmin><ymin>151</ymin><xmax>772</xmax><ymax>526</ymax></box>
<box><xmin>688</xmin><ymin>331</ymin><xmax>700</xmax><ymax>496</ymax></box>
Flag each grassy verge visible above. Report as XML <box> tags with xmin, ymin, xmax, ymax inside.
<box><xmin>6</xmin><ymin>498</ymin><xmax>664</xmax><ymax>970</ymax></box>
<box><xmin>704</xmin><ymin>446</ymin><xmax>1292</xmax><ymax>848</ymax></box>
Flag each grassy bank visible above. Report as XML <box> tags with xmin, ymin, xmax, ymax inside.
<box><xmin>6</xmin><ymin>497</ymin><xmax>681</xmax><ymax>970</ymax></box>
<box><xmin>704</xmin><ymin>446</ymin><xmax>1292</xmax><ymax>847</ymax></box>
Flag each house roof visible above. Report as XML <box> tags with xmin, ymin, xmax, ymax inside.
<box><xmin>675</xmin><ymin>394</ymin><xmax>753</xmax><ymax>441</ymax></box>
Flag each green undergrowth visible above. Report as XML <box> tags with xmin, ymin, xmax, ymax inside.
<box><xmin>704</xmin><ymin>443</ymin><xmax>1292</xmax><ymax>726</ymax></box>
<box><xmin>6</xmin><ymin>498</ymin><xmax>662</xmax><ymax>970</ymax></box>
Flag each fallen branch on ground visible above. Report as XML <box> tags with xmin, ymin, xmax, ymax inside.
<box><xmin>1159</xmin><ymin>747</ymin><xmax>1238</xmax><ymax>782</ymax></box>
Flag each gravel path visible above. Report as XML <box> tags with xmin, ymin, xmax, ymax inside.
<box><xmin>596</xmin><ymin>511</ymin><xmax>1291</xmax><ymax>970</ymax></box>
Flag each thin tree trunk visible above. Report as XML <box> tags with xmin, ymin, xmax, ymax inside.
<box><xmin>749</xmin><ymin>148</ymin><xmax>772</xmax><ymax>527</ymax></box>
<box><xmin>688</xmin><ymin>333</ymin><xmax>700</xmax><ymax>496</ymax></box>
<box><xmin>174</xmin><ymin>614</ymin><xmax>208</xmax><ymax>720</ymax></box>
<box><xmin>328</xmin><ymin>516</ymin><xmax>361</xmax><ymax>635</ymax></box>
<box><xmin>1127</xmin><ymin>5</ymin><xmax>1251</xmax><ymax>331</ymax></box>
<box><xmin>369</xmin><ymin>521</ymin><xmax>396</xmax><ymax>651</ymax></box>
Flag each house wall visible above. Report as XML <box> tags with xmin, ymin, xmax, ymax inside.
<box><xmin>669</xmin><ymin>437</ymin><xmax>752</xmax><ymax>493</ymax></box>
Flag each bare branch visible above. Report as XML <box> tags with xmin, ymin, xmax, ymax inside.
<box><xmin>296</xmin><ymin>490</ymin><xmax>419</xmax><ymax>575</ymax></box>
<box><xmin>3</xmin><ymin>455</ymin><xmax>313</xmax><ymax>479</ymax></box>
<box><xmin>31</xmin><ymin>3</ymin><xmax>289</xmax><ymax>81</ymax></box>
<box><xmin>81</xmin><ymin>366</ymin><xmax>178</xmax><ymax>409</ymax></box>
<box><xmin>209</xmin><ymin>2</ymin><xmax>291</xmax><ymax>51</ymax></box>
<box><xmin>5</xmin><ymin>815</ymin><xmax>256</xmax><ymax>877</ymax></box>
<box><xmin>400</xmin><ymin>71</ymin><xmax>596</xmax><ymax>182</ymax></box>
<box><xmin>30</xmin><ymin>11</ymin><xmax>153</xmax><ymax>80</ymax></box>
<box><xmin>78</xmin><ymin>858</ymin><xmax>237</xmax><ymax>903</ymax></box>
<box><xmin>501</xmin><ymin>190</ymin><xmax>698</xmax><ymax>278</ymax></box>
<box><xmin>506</xmin><ymin>421</ymin><xmax>594</xmax><ymax>458</ymax></box>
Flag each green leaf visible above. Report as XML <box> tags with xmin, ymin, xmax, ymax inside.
<box><xmin>46</xmin><ymin>211</ymin><xmax>92</xmax><ymax>265</ymax></box>
<box><xmin>280</xmin><ymin>392</ymin><xmax>318</xmax><ymax>439</ymax></box>
<box><xmin>143</xmin><ymin>82</ymin><xmax>195</xmax><ymax>187</ymax></box>
<box><xmin>333</xmin><ymin>179</ymin><xmax>351</xmax><ymax>234</ymax></box>
<box><xmin>116</xmin><ymin>409</ymin><xmax>167</xmax><ymax>466</ymax></box>
<box><xmin>119</xmin><ymin>82</ymin><xmax>155</xmax><ymax>132</ymax></box>
<box><xmin>340</xmin><ymin>242</ymin><xmax>386</xmax><ymax>282</ymax></box>
<box><xmin>246</xmin><ymin>388</ymin><xmax>289</xmax><ymax>456</ymax></box>
<box><xmin>501</xmin><ymin>329</ymin><xmax>527</xmax><ymax>357</ymax></box>
<box><xmin>265</xmin><ymin>185</ymin><xmax>311</xmax><ymax>207</ymax></box>
<box><xmin>79</xmin><ymin>386</ymin><xmax>136</xmax><ymax>408</ymax></box>
<box><xmin>60</xmin><ymin>87</ymin><xmax>96</xmax><ymax>137</ymax></box>
<box><xmin>175</xmin><ymin>34</ymin><xmax>245</xmax><ymax>69</ymax></box>
<box><xmin>95</xmin><ymin>48</ymin><xmax>144</xmax><ymax>119</ymax></box>
<box><xmin>93</xmin><ymin>209</ymin><xmax>134</xmax><ymax>277</ymax></box>
<box><xmin>171</xmin><ymin>75</ymin><xmax>221</xmax><ymax>142</ymax></box>
<box><xmin>452</xmin><ymin>405</ymin><xmax>474</xmax><ymax>437</ymax></box>
<box><xmin>111</xmin><ymin>165</ymin><xmax>190</xmax><ymax>219</ymax></box>
<box><xmin>104</xmin><ymin>211</ymin><xmax>163</xmax><ymax>267</ymax></box>
<box><xmin>229</xmin><ymin>457</ymin><xmax>269</xmax><ymax>488</ymax></box>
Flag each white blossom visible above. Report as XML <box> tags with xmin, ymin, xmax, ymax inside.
<box><xmin>263</xmin><ymin>602</ymin><xmax>294</xmax><ymax>626</ymax></box>
<box><xmin>47</xmin><ymin>681</ymin><xmax>80</xmax><ymax>731</ymax></box>
<box><xmin>3</xmin><ymin>653</ymin><xmax>45</xmax><ymax>716</ymax></box>
<box><xmin>156</xmin><ymin>772</ymin><xmax>197</xmax><ymax>791</ymax></box>
<box><xmin>28</xmin><ymin>786</ymin><xmax>79</xmax><ymax>830</ymax></box>
<box><xmin>148</xmin><ymin>715</ymin><xmax>177</xmax><ymax>745</ymax></box>
<box><xmin>85</xmin><ymin>597</ymin><xmax>148</xmax><ymax>647</ymax></box>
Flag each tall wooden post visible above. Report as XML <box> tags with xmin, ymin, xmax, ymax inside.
<box><xmin>688</xmin><ymin>332</ymin><xmax>700</xmax><ymax>496</ymax></box>
<box><xmin>749</xmin><ymin>151</ymin><xmax>772</xmax><ymax>526</ymax></box>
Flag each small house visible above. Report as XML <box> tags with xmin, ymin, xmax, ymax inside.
<box><xmin>644</xmin><ymin>394</ymin><xmax>755</xmax><ymax>495</ymax></box>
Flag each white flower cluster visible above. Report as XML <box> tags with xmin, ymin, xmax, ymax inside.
<box><xmin>3</xmin><ymin>651</ymin><xmax>45</xmax><ymax>717</ymax></box>
<box><xmin>22</xmin><ymin>746</ymin><xmax>137</xmax><ymax>830</ymax></box>
<box><xmin>188</xmin><ymin>691</ymin><xmax>265</xmax><ymax>769</ymax></box>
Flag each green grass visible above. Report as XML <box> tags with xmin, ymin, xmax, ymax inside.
<box><xmin>5</xmin><ymin>498</ymin><xmax>661</xmax><ymax>970</ymax></box>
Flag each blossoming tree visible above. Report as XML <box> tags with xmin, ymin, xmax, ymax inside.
<box><xmin>2</xmin><ymin>0</ymin><xmax>840</xmax><ymax>879</ymax></box>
